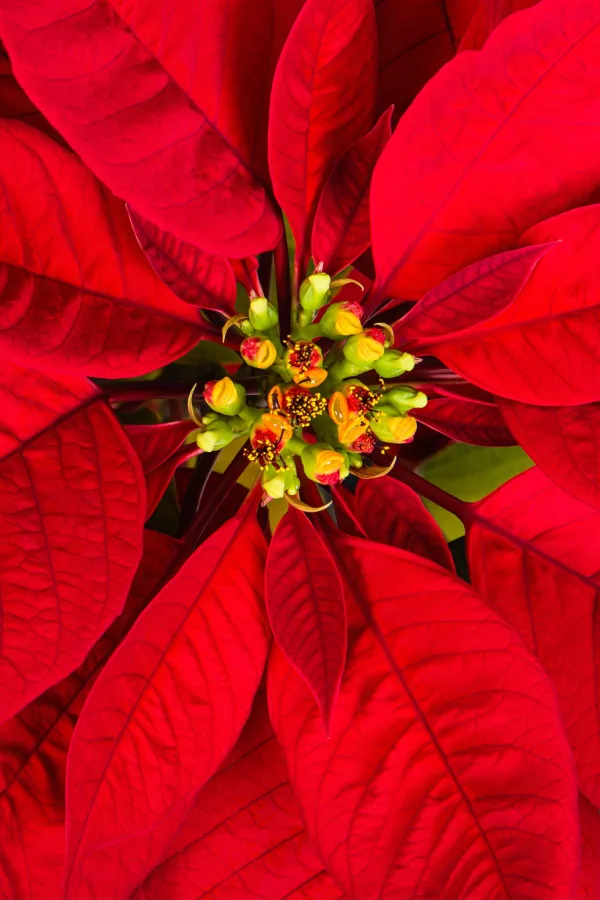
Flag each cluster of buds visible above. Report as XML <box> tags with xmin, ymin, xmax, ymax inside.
<box><xmin>191</xmin><ymin>265</ymin><xmax>428</xmax><ymax>508</ymax></box>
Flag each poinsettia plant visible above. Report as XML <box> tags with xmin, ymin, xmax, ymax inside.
<box><xmin>1</xmin><ymin>0</ymin><xmax>600</xmax><ymax>896</ymax></box>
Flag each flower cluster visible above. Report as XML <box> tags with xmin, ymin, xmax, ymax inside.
<box><xmin>190</xmin><ymin>270</ymin><xmax>427</xmax><ymax>506</ymax></box>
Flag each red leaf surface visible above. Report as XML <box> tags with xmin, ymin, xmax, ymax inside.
<box><xmin>270</xmin><ymin>533</ymin><xmax>579</xmax><ymax>899</ymax></box>
<box><xmin>269</xmin><ymin>0</ymin><xmax>377</xmax><ymax>267</ymax></box>
<box><xmin>311</xmin><ymin>108</ymin><xmax>392</xmax><ymax>276</ymax></box>
<box><xmin>125</xmin><ymin>421</ymin><xmax>198</xmax><ymax>476</ymax></box>
<box><xmin>460</xmin><ymin>1</ymin><xmax>539</xmax><ymax>50</ymax></box>
<box><xmin>578</xmin><ymin>794</ymin><xmax>600</xmax><ymax>900</ymax></box>
<box><xmin>498</xmin><ymin>399</ymin><xmax>600</xmax><ymax>509</ymax></box>
<box><xmin>468</xmin><ymin>467</ymin><xmax>600</xmax><ymax>805</ymax></box>
<box><xmin>0</xmin><ymin>0</ymin><xmax>283</xmax><ymax>258</ymax></box>
<box><xmin>265</xmin><ymin>508</ymin><xmax>346</xmax><ymax>734</ymax></box>
<box><xmin>144</xmin><ymin>442</ymin><xmax>202</xmax><ymax>520</ymax></box>
<box><xmin>132</xmin><ymin>690</ymin><xmax>343</xmax><ymax>900</ymax></box>
<box><xmin>0</xmin><ymin>530</ymin><xmax>179</xmax><ymax>900</ymax></box>
<box><xmin>354</xmin><ymin>476</ymin><xmax>455</xmax><ymax>570</ymax></box>
<box><xmin>423</xmin><ymin>205</ymin><xmax>600</xmax><ymax>406</ymax></box>
<box><xmin>371</xmin><ymin>0</ymin><xmax>600</xmax><ymax>303</ymax></box>
<box><xmin>416</xmin><ymin>397</ymin><xmax>516</xmax><ymax>446</ymax></box>
<box><xmin>391</xmin><ymin>243</ymin><xmax>553</xmax><ymax>337</ymax></box>
<box><xmin>0</xmin><ymin>360</ymin><xmax>144</xmax><ymax>722</ymax></box>
<box><xmin>64</xmin><ymin>513</ymin><xmax>269</xmax><ymax>900</ymax></box>
<box><xmin>0</xmin><ymin>44</ymin><xmax>61</xmax><ymax>140</ymax></box>
<box><xmin>376</xmin><ymin>0</ymin><xmax>478</xmax><ymax>120</ymax></box>
<box><xmin>129</xmin><ymin>212</ymin><xmax>237</xmax><ymax>315</ymax></box>
<box><xmin>0</xmin><ymin>120</ymin><xmax>206</xmax><ymax>378</ymax></box>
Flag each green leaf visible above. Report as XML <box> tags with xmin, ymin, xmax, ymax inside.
<box><xmin>418</xmin><ymin>444</ymin><xmax>533</xmax><ymax>540</ymax></box>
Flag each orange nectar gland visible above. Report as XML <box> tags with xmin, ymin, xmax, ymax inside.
<box><xmin>302</xmin><ymin>443</ymin><xmax>347</xmax><ymax>486</ymax></box>
<box><xmin>338</xmin><ymin>415</ymin><xmax>369</xmax><ymax>445</ymax></box>
<box><xmin>240</xmin><ymin>336</ymin><xmax>277</xmax><ymax>369</ymax></box>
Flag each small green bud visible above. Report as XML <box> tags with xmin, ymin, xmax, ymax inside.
<box><xmin>384</xmin><ymin>385</ymin><xmax>428</xmax><ymax>414</ymax></box>
<box><xmin>299</xmin><ymin>272</ymin><xmax>332</xmax><ymax>311</ymax></box>
<box><xmin>373</xmin><ymin>349</ymin><xmax>416</xmax><ymax>378</ymax></box>
<box><xmin>240</xmin><ymin>318</ymin><xmax>255</xmax><ymax>336</ymax></box>
<box><xmin>203</xmin><ymin>377</ymin><xmax>246</xmax><ymax>416</ymax></box>
<box><xmin>196</xmin><ymin>419</ymin><xmax>234</xmax><ymax>452</ymax></box>
<box><xmin>320</xmin><ymin>301</ymin><xmax>363</xmax><ymax>339</ymax></box>
<box><xmin>342</xmin><ymin>330</ymin><xmax>385</xmax><ymax>367</ymax></box>
<box><xmin>370</xmin><ymin>413</ymin><xmax>417</xmax><ymax>445</ymax></box>
<box><xmin>261</xmin><ymin>464</ymin><xmax>301</xmax><ymax>500</ymax></box>
<box><xmin>301</xmin><ymin>443</ymin><xmax>347</xmax><ymax>485</ymax></box>
<box><xmin>248</xmin><ymin>295</ymin><xmax>279</xmax><ymax>331</ymax></box>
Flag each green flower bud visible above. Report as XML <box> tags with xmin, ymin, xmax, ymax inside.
<box><xmin>240</xmin><ymin>336</ymin><xmax>278</xmax><ymax>369</ymax></box>
<box><xmin>373</xmin><ymin>349</ymin><xmax>416</xmax><ymax>378</ymax></box>
<box><xmin>370</xmin><ymin>413</ymin><xmax>417</xmax><ymax>445</ymax></box>
<box><xmin>320</xmin><ymin>301</ymin><xmax>363</xmax><ymax>339</ymax></box>
<box><xmin>299</xmin><ymin>272</ymin><xmax>331</xmax><ymax>310</ymax></box>
<box><xmin>301</xmin><ymin>443</ymin><xmax>348</xmax><ymax>486</ymax></box>
<box><xmin>384</xmin><ymin>385</ymin><xmax>428</xmax><ymax>414</ymax></box>
<box><xmin>343</xmin><ymin>329</ymin><xmax>385</xmax><ymax>366</ymax></box>
<box><xmin>261</xmin><ymin>464</ymin><xmax>301</xmax><ymax>500</ymax></box>
<box><xmin>248</xmin><ymin>295</ymin><xmax>279</xmax><ymax>331</ymax></box>
<box><xmin>240</xmin><ymin>318</ymin><xmax>255</xmax><ymax>336</ymax></box>
<box><xmin>203</xmin><ymin>377</ymin><xmax>246</xmax><ymax>416</ymax></box>
<box><xmin>196</xmin><ymin>419</ymin><xmax>234</xmax><ymax>452</ymax></box>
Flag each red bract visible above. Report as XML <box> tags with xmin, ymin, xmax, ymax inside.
<box><xmin>0</xmin><ymin>530</ymin><xmax>179</xmax><ymax>900</ymax></box>
<box><xmin>269</xmin><ymin>534</ymin><xmax>579</xmax><ymax>899</ymax></box>
<box><xmin>0</xmin><ymin>360</ymin><xmax>144</xmax><ymax>721</ymax></box>
<box><xmin>65</xmin><ymin>512</ymin><xmax>269</xmax><ymax>899</ymax></box>
<box><xmin>371</xmin><ymin>0</ymin><xmax>600</xmax><ymax>301</ymax></box>
<box><xmin>2</xmin><ymin>0</ymin><xmax>600</xmax><ymax>894</ymax></box>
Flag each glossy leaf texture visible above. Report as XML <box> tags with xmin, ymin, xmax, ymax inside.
<box><xmin>0</xmin><ymin>360</ymin><xmax>144</xmax><ymax>723</ymax></box>
<box><xmin>269</xmin><ymin>533</ymin><xmax>579</xmax><ymax>899</ymax></box>
<box><xmin>376</xmin><ymin>0</ymin><xmax>478</xmax><ymax>120</ymax></box>
<box><xmin>269</xmin><ymin>0</ymin><xmax>377</xmax><ymax>267</ymax></box>
<box><xmin>421</xmin><ymin>205</ymin><xmax>600</xmax><ymax>406</ymax></box>
<box><xmin>352</xmin><ymin>475</ymin><xmax>455</xmax><ymax>570</ymax></box>
<box><xmin>0</xmin><ymin>0</ymin><xmax>282</xmax><ymax>258</ymax></box>
<box><xmin>132</xmin><ymin>690</ymin><xmax>343</xmax><ymax>900</ymax></box>
<box><xmin>265</xmin><ymin>508</ymin><xmax>346</xmax><ymax>734</ymax></box>
<box><xmin>578</xmin><ymin>794</ymin><xmax>600</xmax><ymax>900</ymax></box>
<box><xmin>125</xmin><ymin>421</ymin><xmax>198</xmax><ymax>477</ymax></box>
<box><xmin>0</xmin><ymin>120</ymin><xmax>207</xmax><ymax>378</ymax></box>
<box><xmin>129</xmin><ymin>212</ymin><xmax>237</xmax><ymax>315</ymax></box>
<box><xmin>0</xmin><ymin>530</ymin><xmax>179</xmax><ymax>900</ymax></box>
<box><xmin>144</xmin><ymin>442</ymin><xmax>202</xmax><ymax>520</ymax></box>
<box><xmin>312</xmin><ymin>108</ymin><xmax>392</xmax><ymax>276</ymax></box>
<box><xmin>468</xmin><ymin>467</ymin><xmax>600</xmax><ymax>805</ymax></box>
<box><xmin>0</xmin><ymin>43</ymin><xmax>60</xmax><ymax>140</ymax></box>
<box><xmin>498</xmin><ymin>399</ymin><xmax>600</xmax><ymax>510</ymax></box>
<box><xmin>416</xmin><ymin>397</ymin><xmax>516</xmax><ymax>446</ymax></box>
<box><xmin>390</xmin><ymin>243</ymin><xmax>552</xmax><ymax>335</ymax></box>
<box><xmin>461</xmin><ymin>0</ymin><xmax>539</xmax><ymax>50</ymax></box>
<box><xmin>371</xmin><ymin>0</ymin><xmax>600</xmax><ymax>303</ymax></box>
<box><xmin>64</xmin><ymin>512</ymin><xmax>269</xmax><ymax>900</ymax></box>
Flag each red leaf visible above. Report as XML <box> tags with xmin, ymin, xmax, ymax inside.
<box><xmin>391</xmin><ymin>243</ymin><xmax>553</xmax><ymax>336</ymax></box>
<box><xmin>265</xmin><ymin>508</ymin><xmax>346</xmax><ymax>734</ymax></box>
<box><xmin>269</xmin><ymin>0</ymin><xmax>377</xmax><ymax>266</ymax></box>
<box><xmin>64</xmin><ymin>513</ymin><xmax>269</xmax><ymax>900</ymax></box>
<box><xmin>0</xmin><ymin>0</ymin><xmax>282</xmax><ymax>257</ymax></box>
<box><xmin>132</xmin><ymin>691</ymin><xmax>343</xmax><ymax>900</ymax></box>
<box><xmin>0</xmin><ymin>44</ymin><xmax>62</xmax><ymax>141</ymax></box>
<box><xmin>311</xmin><ymin>108</ymin><xmax>393</xmax><ymax>276</ymax></box>
<box><xmin>578</xmin><ymin>794</ymin><xmax>600</xmax><ymax>900</ymax></box>
<box><xmin>129</xmin><ymin>212</ymin><xmax>237</xmax><ymax>315</ymax></box>
<box><xmin>269</xmin><ymin>533</ymin><xmax>579</xmax><ymax>899</ymax></box>
<box><xmin>0</xmin><ymin>360</ymin><xmax>144</xmax><ymax>722</ymax></box>
<box><xmin>422</xmin><ymin>205</ymin><xmax>600</xmax><ymax>405</ymax></box>
<box><xmin>416</xmin><ymin>397</ymin><xmax>516</xmax><ymax>446</ymax></box>
<box><xmin>376</xmin><ymin>0</ymin><xmax>478</xmax><ymax>120</ymax></box>
<box><xmin>498</xmin><ymin>399</ymin><xmax>600</xmax><ymax>509</ymax></box>
<box><xmin>0</xmin><ymin>530</ymin><xmax>179</xmax><ymax>900</ymax></box>
<box><xmin>144</xmin><ymin>442</ymin><xmax>202</xmax><ymax>520</ymax></box>
<box><xmin>2</xmin><ymin>531</ymin><xmax>179</xmax><ymax>890</ymax></box>
<box><xmin>371</xmin><ymin>0</ymin><xmax>600</xmax><ymax>303</ymax></box>
<box><xmin>0</xmin><ymin>120</ymin><xmax>207</xmax><ymax>378</ymax></box>
<box><xmin>229</xmin><ymin>257</ymin><xmax>260</xmax><ymax>294</ymax></box>
<box><xmin>354</xmin><ymin>475</ymin><xmax>455</xmax><ymax>570</ymax></box>
<box><xmin>468</xmin><ymin>467</ymin><xmax>600</xmax><ymax>804</ymax></box>
<box><xmin>125</xmin><ymin>421</ymin><xmax>198</xmax><ymax>476</ymax></box>
<box><xmin>460</xmin><ymin>2</ymin><xmax>540</xmax><ymax>51</ymax></box>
